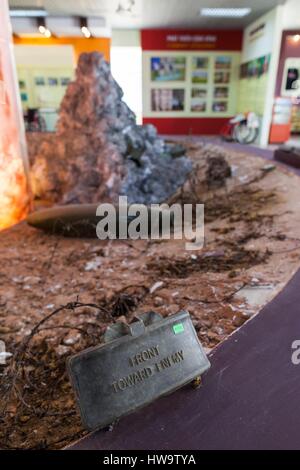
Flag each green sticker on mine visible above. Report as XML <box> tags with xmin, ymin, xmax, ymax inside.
<box><xmin>173</xmin><ymin>323</ymin><xmax>184</xmax><ymax>334</ymax></box>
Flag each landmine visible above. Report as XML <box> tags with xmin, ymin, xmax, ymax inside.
<box><xmin>67</xmin><ymin>310</ymin><xmax>210</xmax><ymax>431</ymax></box>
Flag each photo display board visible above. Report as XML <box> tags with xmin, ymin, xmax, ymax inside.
<box><xmin>143</xmin><ymin>51</ymin><xmax>240</xmax><ymax>118</ymax></box>
<box><xmin>17</xmin><ymin>66</ymin><xmax>74</xmax><ymax>109</ymax></box>
<box><xmin>237</xmin><ymin>54</ymin><xmax>271</xmax><ymax>117</ymax></box>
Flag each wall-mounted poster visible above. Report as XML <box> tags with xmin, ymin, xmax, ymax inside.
<box><xmin>35</xmin><ymin>77</ymin><xmax>45</xmax><ymax>86</ymax></box>
<box><xmin>18</xmin><ymin>80</ymin><xmax>26</xmax><ymax>90</ymax></box>
<box><xmin>214</xmin><ymin>86</ymin><xmax>229</xmax><ymax>98</ymax></box>
<box><xmin>192</xmin><ymin>57</ymin><xmax>209</xmax><ymax>69</ymax></box>
<box><xmin>61</xmin><ymin>77</ymin><xmax>71</xmax><ymax>86</ymax></box>
<box><xmin>239</xmin><ymin>54</ymin><xmax>270</xmax><ymax>79</ymax></box>
<box><xmin>214</xmin><ymin>71</ymin><xmax>230</xmax><ymax>84</ymax></box>
<box><xmin>143</xmin><ymin>50</ymin><xmax>240</xmax><ymax>119</ymax></box>
<box><xmin>191</xmin><ymin>88</ymin><xmax>207</xmax><ymax>98</ymax></box>
<box><xmin>285</xmin><ymin>68</ymin><xmax>299</xmax><ymax>90</ymax></box>
<box><xmin>248</xmin><ymin>56</ymin><xmax>269</xmax><ymax>78</ymax></box>
<box><xmin>192</xmin><ymin>57</ymin><xmax>209</xmax><ymax>83</ymax></box>
<box><xmin>191</xmin><ymin>88</ymin><xmax>207</xmax><ymax>111</ymax></box>
<box><xmin>280</xmin><ymin>58</ymin><xmax>300</xmax><ymax>98</ymax></box>
<box><xmin>48</xmin><ymin>77</ymin><xmax>58</xmax><ymax>86</ymax></box>
<box><xmin>151</xmin><ymin>57</ymin><xmax>186</xmax><ymax>82</ymax></box>
<box><xmin>212</xmin><ymin>101</ymin><xmax>228</xmax><ymax>112</ymax></box>
<box><xmin>192</xmin><ymin>70</ymin><xmax>208</xmax><ymax>84</ymax></box>
<box><xmin>215</xmin><ymin>56</ymin><xmax>231</xmax><ymax>69</ymax></box>
<box><xmin>151</xmin><ymin>88</ymin><xmax>185</xmax><ymax>111</ymax></box>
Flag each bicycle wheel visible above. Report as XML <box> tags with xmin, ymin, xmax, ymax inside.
<box><xmin>234</xmin><ymin>123</ymin><xmax>258</xmax><ymax>144</ymax></box>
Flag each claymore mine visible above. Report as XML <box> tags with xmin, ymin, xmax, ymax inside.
<box><xmin>68</xmin><ymin>310</ymin><xmax>210</xmax><ymax>431</ymax></box>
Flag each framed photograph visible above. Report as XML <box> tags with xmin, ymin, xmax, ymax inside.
<box><xmin>191</xmin><ymin>88</ymin><xmax>207</xmax><ymax>98</ymax></box>
<box><xmin>35</xmin><ymin>77</ymin><xmax>45</xmax><ymax>86</ymax></box>
<box><xmin>215</xmin><ymin>56</ymin><xmax>231</xmax><ymax>69</ymax></box>
<box><xmin>248</xmin><ymin>56</ymin><xmax>270</xmax><ymax>78</ymax></box>
<box><xmin>20</xmin><ymin>92</ymin><xmax>28</xmax><ymax>102</ymax></box>
<box><xmin>48</xmin><ymin>77</ymin><xmax>58</xmax><ymax>86</ymax></box>
<box><xmin>191</xmin><ymin>100</ymin><xmax>206</xmax><ymax>112</ymax></box>
<box><xmin>214</xmin><ymin>86</ymin><xmax>229</xmax><ymax>98</ymax></box>
<box><xmin>192</xmin><ymin>70</ymin><xmax>208</xmax><ymax>84</ymax></box>
<box><xmin>240</xmin><ymin>54</ymin><xmax>270</xmax><ymax>80</ymax></box>
<box><xmin>18</xmin><ymin>80</ymin><xmax>26</xmax><ymax>90</ymax></box>
<box><xmin>192</xmin><ymin>57</ymin><xmax>209</xmax><ymax>84</ymax></box>
<box><xmin>151</xmin><ymin>88</ymin><xmax>185</xmax><ymax>111</ymax></box>
<box><xmin>151</xmin><ymin>57</ymin><xmax>186</xmax><ymax>82</ymax></box>
<box><xmin>61</xmin><ymin>77</ymin><xmax>70</xmax><ymax>86</ymax></box>
<box><xmin>191</xmin><ymin>88</ymin><xmax>207</xmax><ymax>110</ymax></box>
<box><xmin>214</xmin><ymin>71</ymin><xmax>230</xmax><ymax>84</ymax></box>
<box><xmin>192</xmin><ymin>57</ymin><xmax>209</xmax><ymax>69</ymax></box>
<box><xmin>212</xmin><ymin>101</ymin><xmax>228</xmax><ymax>112</ymax></box>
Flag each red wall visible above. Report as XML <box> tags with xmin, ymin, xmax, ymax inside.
<box><xmin>143</xmin><ymin>117</ymin><xmax>229</xmax><ymax>135</ymax></box>
<box><xmin>142</xmin><ymin>29</ymin><xmax>243</xmax><ymax>135</ymax></box>
<box><xmin>141</xmin><ymin>29</ymin><xmax>243</xmax><ymax>52</ymax></box>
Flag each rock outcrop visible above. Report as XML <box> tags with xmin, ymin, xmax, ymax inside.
<box><xmin>29</xmin><ymin>52</ymin><xmax>193</xmax><ymax>205</ymax></box>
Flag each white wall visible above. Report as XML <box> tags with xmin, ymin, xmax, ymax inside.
<box><xmin>111</xmin><ymin>30</ymin><xmax>142</xmax><ymax>124</ymax></box>
<box><xmin>241</xmin><ymin>0</ymin><xmax>300</xmax><ymax>145</ymax></box>
<box><xmin>240</xmin><ymin>7</ymin><xmax>284</xmax><ymax>146</ymax></box>
<box><xmin>282</xmin><ymin>0</ymin><xmax>300</xmax><ymax>30</ymax></box>
<box><xmin>241</xmin><ymin>9</ymin><xmax>278</xmax><ymax>63</ymax></box>
<box><xmin>112</xmin><ymin>29</ymin><xmax>140</xmax><ymax>47</ymax></box>
<box><xmin>14</xmin><ymin>45</ymin><xmax>75</xmax><ymax>67</ymax></box>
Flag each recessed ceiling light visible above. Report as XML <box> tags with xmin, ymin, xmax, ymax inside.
<box><xmin>10</xmin><ymin>8</ymin><xmax>48</xmax><ymax>17</ymax></box>
<box><xmin>81</xmin><ymin>26</ymin><xmax>91</xmax><ymax>38</ymax></box>
<box><xmin>80</xmin><ymin>18</ymin><xmax>92</xmax><ymax>38</ymax></box>
<box><xmin>37</xmin><ymin>18</ymin><xmax>52</xmax><ymax>38</ymax></box>
<box><xmin>200</xmin><ymin>8</ymin><xmax>252</xmax><ymax>18</ymax></box>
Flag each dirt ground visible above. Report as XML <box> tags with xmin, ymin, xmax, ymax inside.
<box><xmin>1</xmin><ymin>142</ymin><xmax>300</xmax><ymax>449</ymax></box>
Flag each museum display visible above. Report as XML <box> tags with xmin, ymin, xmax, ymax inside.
<box><xmin>68</xmin><ymin>311</ymin><xmax>210</xmax><ymax>431</ymax></box>
<box><xmin>3</xmin><ymin>0</ymin><xmax>300</xmax><ymax>456</ymax></box>
<box><xmin>28</xmin><ymin>52</ymin><xmax>192</xmax><ymax>205</ymax></box>
<box><xmin>143</xmin><ymin>52</ymin><xmax>239</xmax><ymax>119</ymax></box>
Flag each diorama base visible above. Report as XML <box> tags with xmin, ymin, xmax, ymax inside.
<box><xmin>68</xmin><ymin>266</ymin><xmax>300</xmax><ymax>450</ymax></box>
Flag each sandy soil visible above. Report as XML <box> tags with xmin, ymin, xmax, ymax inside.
<box><xmin>1</xmin><ymin>142</ymin><xmax>300</xmax><ymax>449</ymax></box>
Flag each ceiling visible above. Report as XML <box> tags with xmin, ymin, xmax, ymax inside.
<box><xmin>9</xmin><ymin>0</ymin><xmax>285</xmax><ymax>30</ymax></box>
